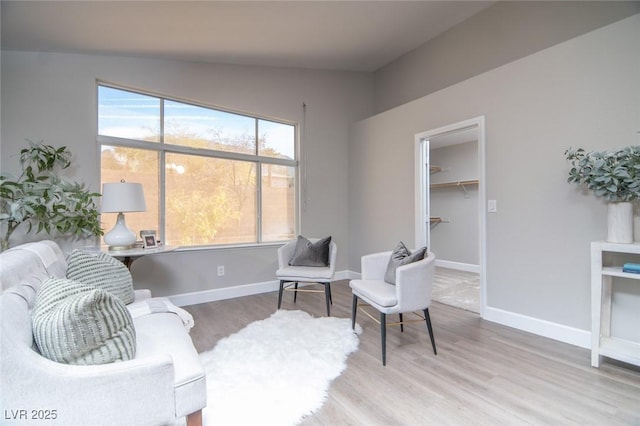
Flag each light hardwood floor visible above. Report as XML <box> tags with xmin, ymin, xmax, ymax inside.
<box><xmin>184</xmin><ymin>280</ymin><xmax>640</xmax><ymax>425</ymax></box>
<box><xmin>433</xmin><ymin>267</ymin><xmax>480</xmax><ymax>314</ymax></box>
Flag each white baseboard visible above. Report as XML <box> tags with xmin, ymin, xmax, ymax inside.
<box><xmin>483</xmin><ymin>306</ymin><xmax>590</xmax><ymax>349</ymax></box>
<box><xmin>434</xmin><ymin>263</ymin><xmax>589</xmax><ymax>349</ymax></box>
<box><xmin>169</xmin><ymin>280</ymin><xmax>280</xmax><ymax>307</ymax></box>
<box><xmin>435</xmin><ymin>260</ymin><xmax>480</xmax><ymax>274</ymax></box>
<box><xmin>169</xmin><ymin>270</ymin><xmax>352</xmax><ymax>307</ymax></box>
<box><xmin>168</xmin><ymin>270</ymin><xmax>591</xmax><ymax>351</ymax></box>
<box><xmin>344</xmin><ymin>270</ymin><xmax>359</xmax><ymax>280</ymax></box>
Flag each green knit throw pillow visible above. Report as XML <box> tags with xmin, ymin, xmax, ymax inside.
<box><xmin>32</xmin><ymin>277</ymin><xmax>136</xmax><ymax>365</ymax></box>
<box><xmin>66</xmin><ymin>250</ymin><xmax>135</xmax><ymax>304</ymax></box>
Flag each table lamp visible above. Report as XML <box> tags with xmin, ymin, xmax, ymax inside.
<box><xmin>101</xmin><ymin>181</ymin><xmax>146</xmax><ymax>250</ymax></box>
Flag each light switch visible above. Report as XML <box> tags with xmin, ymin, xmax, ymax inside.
<box><xmin>488</xmin><ymin>199</ymin><xmax>497</xmax><ymax>213</ymax></box>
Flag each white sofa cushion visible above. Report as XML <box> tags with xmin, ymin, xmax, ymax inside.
<box><xmin>0</xmin><ymin>241</ymin><xmax>66</xmax><ymax>291</ymax></box>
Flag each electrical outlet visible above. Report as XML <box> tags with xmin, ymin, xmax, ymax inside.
<box><xmin>217</xmin><ymin>265</ymin><xmax>225</xmax><ymax>276</ymax></box>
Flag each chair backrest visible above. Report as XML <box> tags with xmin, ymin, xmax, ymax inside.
<box><xmin>277</xmin><ymin>238</ymin><xmax>337</xmax><ymax>273</ymax></box>
<box><xmin>394</xmin><ymin>251</ymin><xmax>436</xmax><ymax>312</ymax></box>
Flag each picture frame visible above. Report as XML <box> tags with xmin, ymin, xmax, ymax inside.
<box><xmin>140</xmin><ymin>230</ymin><xmax>158</xmax><ymax>249</ymax></box>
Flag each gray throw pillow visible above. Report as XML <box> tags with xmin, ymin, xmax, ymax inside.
<box><xmin>66</xmin><ymin>250</ymin><xmax>135</xmax><ymax>304</ymax></box>
<box><xmin>384</xmin><ymin>242</ymin><xmax>427</xmax><ymax>285</ymax></box>
<box><xmin>32</xmin><ymin>277</ymin><xmax>136</xmax><ymax>365</ymax></box>
<box><xmin>289</xmin><ymin>235</ymin><xmax>332</xmax><ymax>267</ymax></box>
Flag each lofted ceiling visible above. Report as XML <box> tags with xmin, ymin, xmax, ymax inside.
<box><xmin>1</xmin><ymin>1</ymin><xmax>495</xmax><ymax>72</ymax></box>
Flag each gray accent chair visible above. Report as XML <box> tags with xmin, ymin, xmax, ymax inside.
<box><xmin>276</xmin><ymin>238</ymin><xmax>337</xmax><ymax>316</ymax></box>
<box><xmin>350</xmin><ymin>250</ymin><xmax>437</xmax><ymax>365</ymax></box>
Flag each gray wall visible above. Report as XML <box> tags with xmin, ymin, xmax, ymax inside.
<box><xmin>2</xmin><ymin>3</ymin><xmax>639</xmax><ymax>345</ymax></box>
<box><xmin>349</xmin><ymin>15</ymin><xmax>640</xmax><ymax>342</ymax></box>
<box><xmin>1</xmin><ymin>51</ymin><xmax>373</xmax><ymax>297</ymax></box>
<box><xmin>374</xmin><ymin>1</ymin><xmax>640</xmax><ymax>113</ymax></box>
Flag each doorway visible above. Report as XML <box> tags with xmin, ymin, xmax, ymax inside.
<box><xmin>414</xmin><ymin>117</ymin><xmax>486</xmax><ymax>316</ymax></box>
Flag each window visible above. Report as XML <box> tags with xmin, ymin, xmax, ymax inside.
<box><xmin>98</xmin><ymin>84</ymin><xmax>297</xmax><ymax>247</ymax></box>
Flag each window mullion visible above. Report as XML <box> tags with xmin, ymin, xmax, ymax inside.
<box><xmin>257</xmin><ymin>161</ymin><xmax>262</xmax><ymax>243</ymax></box>
<box><xmin>255</xmin><ymin>119</ymin><xmax>261</xmax><ymax>243</ymax></box>
<box><xmin>98</xmin><ymin>135</ymin><xmax>296</xmax><ymax>167</ymax></box>
<box><xmin>255</xmin><ymin>119</ymin><xmax>259</xmax><ymax>156</ymax></box>
<box><xmin>159</xmin><ymin>99</ymin><xmax>166</xmax><ymax>244</ymax></box>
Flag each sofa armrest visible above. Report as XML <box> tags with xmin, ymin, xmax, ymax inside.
<box><xmin>134</xmin><ymin>288</ymin><xmax>152</xmax><ymax>301</ymax></box>
<box><xmin>1</xmin><ymin>341</ymin><xmax>177</xmax><ymax>426</ymax></box>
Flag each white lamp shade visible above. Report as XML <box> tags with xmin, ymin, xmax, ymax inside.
<box><xmin>101</xmin><ymin>182</ymin><xmax>146</xmax><ymax>213</ymax></box>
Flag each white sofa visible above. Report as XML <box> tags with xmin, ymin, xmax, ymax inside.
<box><xmin>0</xmin><ymin>240</ymin><xmax>206</xmax><ymax>426</ymax></box>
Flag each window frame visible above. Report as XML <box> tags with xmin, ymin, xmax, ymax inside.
<box><xmin>97</xmin><ymin>81</ymin><xmax>300</xmax><ymax>248</ymax></box>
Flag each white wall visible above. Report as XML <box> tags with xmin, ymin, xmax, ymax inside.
<box><xmin>350</xmin><ymin>14</ymin><xmax>640</xmax><ymax>346</ymax></box>
<box><xmin>1</xmin><ymin>51</ymin><xmax>373</xmax><ymax>299</ymax></box>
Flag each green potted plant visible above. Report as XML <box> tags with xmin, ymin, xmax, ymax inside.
<box><xmin>0</xmin><ymin>141</ymin><xmax>103</xmax><ymax>251</ymax></box>
<box><xmin>565</xmin><ymin>146</ymin><xmax>640</xmax><ymax>243</ymax></box>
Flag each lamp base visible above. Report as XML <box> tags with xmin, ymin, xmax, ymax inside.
<box><xmin>104</xmin><ymin>212</ymin><xmax>137</xmax><ymax>250</ymax></box>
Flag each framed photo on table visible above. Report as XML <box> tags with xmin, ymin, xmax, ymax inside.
<box><xmin>140</xmin><ymin>230</ymin><xmax>158</xmax><ymax>249</ymax></box>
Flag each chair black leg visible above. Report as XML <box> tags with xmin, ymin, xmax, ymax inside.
<box><xmin>277</xmin><ymin>281</ymin><xmax>285</xmax><ymax>309</ymax></box>
<box><xmin>399</xmin><ymin>313</ymin><xmax>404</xmax><ymax>332</ymax></box>
<box><xmin>293</xmin><ymin>282</ymin><xmax>299</xmax><ymax>303</ymax></box>
<box><xmin>351</xmin><ymin>294</ymin><xmax>358</xmax><ymax>330</ymax></box>
<box><xmin>324</xmin><ymin>283</ymin><xmax>331</xmax><ymax>316</ymax></box>
<box><xmin>380</xmin><ymin>312</ymin><xmax>387</xmax><ymax>366</ymax></box>
<box><xmin>424</xmin><ymin>308</ymin><xmax>437</xmax><ymax>355</ymax></box>
<box><xmin>327</xmin><ymin>282</ymin><xmax>333</xmax><ymax>305</ymax></box>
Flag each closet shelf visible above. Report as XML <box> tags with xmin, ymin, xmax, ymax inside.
<box><xmin>430</xmin><ymin>179</ymin><xmax>479</xmax><ymax>189</ymax></box>
<box><xmin>429</xmin><ymin>217</ymin><xmax>450</xmax><ymax>227</ymax></box>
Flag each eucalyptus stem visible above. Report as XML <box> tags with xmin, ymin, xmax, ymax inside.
<box><xmin>565</xmin><ymin>146</ymin><xmax>640</xmax><ymax>202</ymax></box>
<box><xmin>0</xmin><ymin>141</ymin><xmax>103</xmax><ymax>251</ymax></box>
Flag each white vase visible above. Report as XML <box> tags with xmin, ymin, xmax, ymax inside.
<box><xmin>607</xmin><ymin>201</ymin><xmax>633</xmax><ymax>243</ymax></box>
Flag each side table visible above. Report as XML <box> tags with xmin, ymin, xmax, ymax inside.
<box><xmin>104</xmin><ymin>245</ymin><xmax>177</xmax><ymax>269</ymax></box>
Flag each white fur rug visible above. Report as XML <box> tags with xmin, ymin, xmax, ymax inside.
<box><xmin>199</xmin><ymin>309</ymin><xmax>361</xmax><ymax>426</ymax></box>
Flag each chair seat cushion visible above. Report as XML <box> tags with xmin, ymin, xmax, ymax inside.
<box><xmin>350</xmin><ymin>279</ymin><xmax>397</xmax><ymax>307</ymax></box>
<box><xmin>277</xmin><ymin>265</ymin><xmax>333</xmax><ymax>281</ymax></box>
